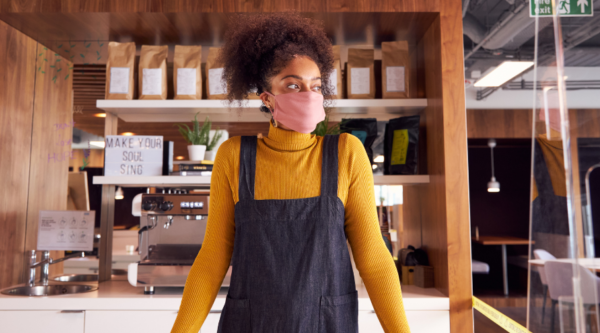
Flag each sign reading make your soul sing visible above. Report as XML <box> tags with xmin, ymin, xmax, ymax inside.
<box><xmin>104</xmin><ymin>135</ymin><xmax>163</xmax><ymax>176</ymax></box>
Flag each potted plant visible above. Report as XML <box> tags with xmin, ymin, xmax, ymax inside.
<box><xmin>204</xmin><ymin>128</ymin><xmax>224</xmax><ymax>161</ymax></box>
<box><xmin>311</xmin><ymin>108</ymin><xmax>346</xmax><ymax>136</ymax></box>
<box><xmin>176</xmin><ymin>113</ymin><xmax>222</xmax><ymax>161</ymax></box>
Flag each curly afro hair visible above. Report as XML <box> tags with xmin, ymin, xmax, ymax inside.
<box><xmin>219</xmin><ymin>13</ymin><xmax>335</xmax><ymax>113</ymax></box>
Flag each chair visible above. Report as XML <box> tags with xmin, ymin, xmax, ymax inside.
<box><xmin>472</xmin><ymin>260</ymin><xmax>490</xmax><ymax>274</ymax></box>
<box><xmin>534</xmin><ymin>249</ymin><xmax>556</xmax><ymax>323</ymax></box>
<box><xmin>544</xmin><ymin>261</ymin><xmax>600</xmax><ymax>332</ymax></box>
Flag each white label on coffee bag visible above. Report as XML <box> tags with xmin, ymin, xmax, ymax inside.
<box><xmin>142</xmin><ymin>68</ymin><xmax>162</xmax><ymax>96</ymax></box>
<box><xmin>329</xmin><ymin>69</ymin><xmax>338</xmax><ymax>95</ymax></box>
<box><xmin>177</xmin><ymin>68</ymin><xmax>196</xmax><ymax>95</ymax></box>
<box><xmin>351</xmin><ymin>67</ymin><xmax>370</xmax><ymax>95</ymax></box>
<box><xmin>37</xmin><ymin>210</ymin><xmax>95</xmax><ymax>251</ymax></box>
<box><xmin>209</xmin><ymin>68</ymin><xmax>227</xmax><ymax>95</ymax></box>
<box><xmin>109</xmin><ymin>67</ymin><xmax>130</xmax><ymax>94</ymax></box>
<box><xmin>386</xmin><ymin>66</ymin><xmax>406</xmax><ymax>92</ymax></box>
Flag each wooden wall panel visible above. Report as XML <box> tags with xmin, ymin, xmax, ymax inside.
<box><xmin>466</xmin><ymin>109</ymin><xmax>600</xmax><ymax>139</ymax></box>
<box><xmin>467</xmin><ymin>109</ymin><xmax>533</xmax><ymax>139</ymax></box>
<box><xmin>0</xmin><ymin>20</ymin><xmax>37</xmax><ymax>289</ymax></box>
<box><xmin>0</xmin><ymin>0</ymin><xmax>441</xmax><ymax>13</ymax></box>
<box><xmin>24</xmin><ymin>43</ymin><xmax>74</xmax><ymax>279</ymax></box>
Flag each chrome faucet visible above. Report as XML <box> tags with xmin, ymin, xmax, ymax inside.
<box><xmin>28</xmin><ymin>250</ymin><xmax>85</xmax><ymax>286</ymax></box>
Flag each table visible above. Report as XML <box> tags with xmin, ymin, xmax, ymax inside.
<box><xmin>530</xmin><ymin>258</ymin><xmax>600</xmax><ymax>272</ymax></box>
<box><xmin>472</xmin><ymin>236</ymin><xmax>534</xmax><ymax>296</ymax></box>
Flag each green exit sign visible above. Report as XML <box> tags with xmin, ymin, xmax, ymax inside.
<box><xmin>531</xmin><ymin>0</ymin><xmax>594</xmax><ymax>17</ymax></box>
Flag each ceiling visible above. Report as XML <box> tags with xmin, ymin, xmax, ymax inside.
<box><xmin>463</xmin><ymin>0</ymin><xmax>600</xmax><ymax>98</ymax></box>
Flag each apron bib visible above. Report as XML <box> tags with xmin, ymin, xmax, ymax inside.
<box><xmin>217</xmin><ymin>135</ymin><xmax>358</xmax><ymax>333</ymax></box>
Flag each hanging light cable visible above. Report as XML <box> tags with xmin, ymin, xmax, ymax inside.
<box><xmin>487</xmin><ymin>139</ymin><xmax>500</xmax><ymax>193</ymax></box>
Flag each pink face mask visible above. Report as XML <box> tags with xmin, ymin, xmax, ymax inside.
<box><xmin>263</xmin><ymin>91</ymin><xmax>326</xmax><ymax>134</ymax></box>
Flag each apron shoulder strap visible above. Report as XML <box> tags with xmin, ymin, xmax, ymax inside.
<box><xmin>239</xmin><ymin>136</ymin><xmax>257</xmax><ymax>201</ymax></box>
<box><xmin>321</xmin><ymin>134</ymin><xmax>340</xmax><ymax>197</ymax></box>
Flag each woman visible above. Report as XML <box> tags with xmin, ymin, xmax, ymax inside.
<box><xmin>171</xmin><ymin>13</ymin><xmax>410</xmax><ymax>333</ymax></box>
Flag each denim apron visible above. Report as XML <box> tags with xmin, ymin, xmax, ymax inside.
<box><xmin>217</xmin><ymin>135</ymin><xmax>358</xmax><ymax>333</ymax></box>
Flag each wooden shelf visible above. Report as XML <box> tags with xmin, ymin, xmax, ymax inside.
<box><xmin>96</xmin><ymin>99</ymin><xmax>427</xmax><ymax>122</ymax></box>
<box><xmin>93</xmin><ymin>175</ymin><xmax>429</xmax><ymax>188</ymax></box>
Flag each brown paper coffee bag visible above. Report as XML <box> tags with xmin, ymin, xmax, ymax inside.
<box><xmin>174</xmin><ymin>45</ymin><xmax>202</xmax><ymax>100</ymax></box>
<box><xmin>206</xmin><ymin>47</ymin><xmax>227</xmax><ymax>100</ymax></box>
<box><xmin>138</xmin><ymin>45</ymin><xmax>168</xmax><ymax>100</ymax></box>
<box><xmin>105</xmin><ymin>42</ymin><xmax>136</xmax><ymax>100</ymax></box>
<box><xmin>347</xmin><ymin>48</ymin><xmax>375</xmax><ymax>99</ymax></box>
<box><xmin>327</xmin><ymin>45</ymin><xmax>343</xmax><ymax>99</ymax></box>
<box><xmin>382</xmin><ymin>41</ymin><xmax>410</xmax><ymax>99</ymax></box>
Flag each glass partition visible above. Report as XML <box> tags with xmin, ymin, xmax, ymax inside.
<box><xmin>527</xmin><ymin>2</ymin><xmax>600</xmax><ymax>332</ymax></box>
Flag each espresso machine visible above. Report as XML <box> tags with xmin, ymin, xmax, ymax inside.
<box><xmin>127</xmin><ymin>189</ymin><xmax>231</xmax><ymax>294</ymax></box>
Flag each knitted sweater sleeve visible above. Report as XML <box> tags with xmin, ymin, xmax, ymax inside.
<box><xmin>340</xmin><ymin>133</ymin><xmax>411</xmax><ymax>333</ymax></box>
<box><xmin>170</xmin><ymin>138</ymin><xmax>239</xmax><ymax>333</ymax></box>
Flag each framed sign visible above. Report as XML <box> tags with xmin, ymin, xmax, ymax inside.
<box><xmin>104</xmin><ymin>135</ymin><xmax>164</xmax><ymax>176</ymax></box>
<box><xmin>37</xmin><ymin>211</ymin><xmax>95</xmax><ymax>251</ymax></box>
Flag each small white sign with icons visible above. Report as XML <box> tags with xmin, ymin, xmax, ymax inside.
<box><xmin>104</xmin><ymin>135</ymin><xmax>164</xmax><ymax>176</ymax></box>
<box><xmin>37</xmin><ymin>210</ymin><xmax>96</xmax><ymax>251</ymax></box>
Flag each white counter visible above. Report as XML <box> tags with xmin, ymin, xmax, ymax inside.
<box><xmin>0</xmin><ymin>281</ymin><xmax>448</xmax><ymax>312</ymax></box>
<box><xmin>0</xmin><ymin>281</ymin><xmax>450</xmax><ymax>333</ymax></box>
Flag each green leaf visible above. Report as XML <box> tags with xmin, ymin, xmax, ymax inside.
<box><xmin>58</xmin><ymin>44</ymin><xmax>63</xmax><ymax>48</ymax></box>
<box><xmin>80</xmin><ymin>54</ymin><xmax>85</xmax><ymax>58</ymax></box>
<box><xmin>57</xmin><ymin>68</ymin><xmax>62</xmax><ymax>72</ymax></box>
<box><xmin>65</xmin><ymin>74</ymin><xmax>70</xmax><ymax>80</ymax></box>
<box><xmin>50</xmin><ymin>65</ymin><xmax>55</xmax><ymax>68</ymax></box>
<box><xmin>85</xmin><ymin>43</ymin><xmax>91</xmax><ymax>48</ymax></box>
<box><xmin>43</xmin><ymin>47</ymin><xmax>47</xmax><ymax>50</ymax></box>
<box><xmin>56</xmin><ymin>59</ymin><xmax>61</xmax><ymax>62</ymax></box>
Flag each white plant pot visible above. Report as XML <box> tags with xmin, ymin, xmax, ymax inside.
<box><xmin>188</xmin><ymin>145</ymin><xmax>206</xmax><ymax>161</ymax></box>
<box><xmin>204</xmin><ymin>150</ymin><xmax>216</xmax><ymax>161</ymax></box>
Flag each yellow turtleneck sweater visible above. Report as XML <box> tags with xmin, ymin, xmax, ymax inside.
<box><xmin>171</xmin><ymin>121</ymin><xmax>410</xmax><ymax>333</ymax></box>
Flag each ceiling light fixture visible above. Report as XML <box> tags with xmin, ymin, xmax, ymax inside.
<box><xmin>175</xmin><ymin>156</ymin><xmax>185</xmax><ymax>160</ymax></box>
<box><xmin>90</xmin><ymin>141</ymin><xmax>105</xmax><ymax>148</ymax></box>
<box><xmin>121</xmin><ymin>132</ymin><xmax>135</xmax><ymax>136</ymax></box>
<box><xmin>115</xmin><ymin>186</ymin><xmax>124</xmax><ymax>200</ymax></box>
<box><xmin>487</xmin><ymin>139</ymin><xmax>500</xmax><ymax>193</ymax></box>
<box><xmin>474</xmin><ymin>61</ymin><xmax>534</xmax><ymax>87</ymax></box>
<box><xmin>94</xmin><ymin>113</ymin><xmax>107</xmax><ymax>118</ymax></box>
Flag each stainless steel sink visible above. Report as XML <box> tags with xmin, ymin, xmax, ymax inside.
<box><xmin>1</xmin><ymin>284</ymin><xmax>97</xmax><ymax>296</ymax></box>
<box><xmin>52</xmin><ymin>269</ymin><xmax>127</xmax><ymax>282</ymax></box>
<box><xmin>53</xmin><ymin>274</ymin><xmax>99</xmax><ymax>282</ymax></box>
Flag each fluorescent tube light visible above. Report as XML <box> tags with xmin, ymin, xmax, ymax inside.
<box><xmin>90</xmin><ymin>141</ymin><xmax>105</xmax><ymax>148</ymax></box>
<box><xmin>374</xmin><ymin>155</ymin><xmax>384</xmax><ymax>163</ymax></box>
<box><xmin>474</xmin><ymin>61</ymin><xmax>534</xmax><ymax>87</ymax></box>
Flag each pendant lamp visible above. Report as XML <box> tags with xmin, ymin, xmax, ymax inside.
<box><xmin>487</xmin><ymin>139</ymin><xmax>500</xmax><ymax>193</ymax></box>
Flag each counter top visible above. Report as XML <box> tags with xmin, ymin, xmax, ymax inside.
<box><xmin>0</xmin><ymin>281</ymin><xmax>448</xmax><ymax>312</ymax></box>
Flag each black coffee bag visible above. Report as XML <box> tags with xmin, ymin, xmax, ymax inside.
<box><xmin>383</xmin><ymin>115</ymin><xmax>420</xmax><ymax>175</ymax></box>
<box><xmin>340</xmin><ymin>118</ymin><xmax>378</xmax><ymax>164</ymax></box>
